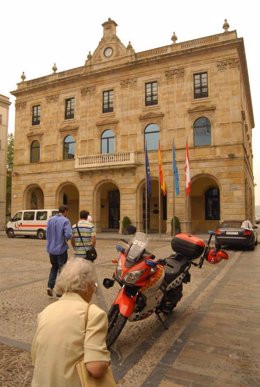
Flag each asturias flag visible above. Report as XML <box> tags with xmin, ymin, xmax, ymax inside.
<box><xmin>172</xmin><ymin>142</ymin><xmax>180</xmax><ymax>195</ymax></box>
<box><xmin>145</xmin><ymin>143</ymin><xmax>152</xmax><ymax>199</ymax></box>
<box><xmin>185</xmin><ymin>140</ymin><xmax>191</xmax><ymax>196</ymax></box>
<box><xmin>158</xmin><ymin>141</ymin><xmax>166</xmax><ymax>196</ymax></box>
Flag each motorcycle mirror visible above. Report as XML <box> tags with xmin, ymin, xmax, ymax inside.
<box><xmin>116</xmin><ymin>244</ymin><xmax>125</xmax><ymax>253</ymax></box>
<box><xmin>103</xmin><ymin>278</ymin><xmax>114</xmax><ymax>289</ymax></box>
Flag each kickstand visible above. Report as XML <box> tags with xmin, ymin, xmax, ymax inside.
<box><xmin>155</xmin><ymin>311</ymin><xmax>169</xmax><ymax>330</ymax></box>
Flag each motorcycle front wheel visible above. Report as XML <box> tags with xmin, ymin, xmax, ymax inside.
<box><xmin>107</xmin><ymin>304</ymin><xmax>128</xmax><ymax>348</ymax></box>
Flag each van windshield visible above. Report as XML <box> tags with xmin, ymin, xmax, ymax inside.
<box><xmin>12</xmin><ymin>212</ymin><xmax>22</xmax><ymax>221</ymax></box>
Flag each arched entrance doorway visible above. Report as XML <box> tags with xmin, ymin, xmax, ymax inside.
<box><xmin>190</xmin><ymin>175</ymin><xmax>220</xmax><ymax>233</ymax></box>
<box><xmin>25</xmin><ymin>185</ymin><xmax>44</xmax><ymax>209</ymax></box>
<box><xmin>57</xmin><ymin>183</ymin><xmax>79</xmax><ymax>226</ymax></box>
<box><xmin>141</xmin><ymin>179</ymin><xmax>167</xmax><ymax>233</ymax></box>
<box><xmin>97</xmin><ymin>182</ymin><xmax>120</xmax><ymax>231</ymax></box>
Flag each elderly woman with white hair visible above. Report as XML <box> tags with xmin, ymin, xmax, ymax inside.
<box><xmin>31</xmin><ymin>258</ymin><xmax>112</xmax><ymax>387</ymax></box>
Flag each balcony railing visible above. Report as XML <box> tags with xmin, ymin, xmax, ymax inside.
<box><xmin>75</xmin><ymin>152</ymin><xmax>137</xmax><ymax>171</ymax></box>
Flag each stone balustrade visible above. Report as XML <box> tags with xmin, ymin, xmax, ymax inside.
<box><xmin>75</xmin><ymin>152</ymin><xmax>137</xmax><ymax>170</ymax></box>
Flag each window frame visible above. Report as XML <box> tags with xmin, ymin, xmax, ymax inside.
<box><xmin>144</xmin><ymin>123</ymin><xmax>160</xmax><ymax>151</ymax></box>
<box><xmin>194</xmin><ymin>117</ymin><xmax>211</xmax><ymax>147</ymax></box>
<box><xmin>101</xmin><ymin>129</ymin><xmax>115</xmax><ymax>154</ymax></box>
<box><xmin>102</xmin><ymin>90</ymin><xmax>114</xmax><ymax>113</ymax></box>
<box><xmin>30</xmin><ymin>140</ymin><xmax>40</xmax><ymax>163</ymax></box>
<box><xmin>63</xmin><ymin>135</ymin><xmax>75</xmax><ymax>160</ymax></box>
<box><xmin>65</xmin><ymin>97</ymin><xmax>75</xmax><ymax>120</ymax></box>
<box><xmin>32</xmin><ymin>105</ymin><xmax>41</xmax><ymax>126</ymax></box>
<box><xmin>145</xmin><ymin>81</ymin><xmax>158</xmax><ymax>106</ymax></box>
<box><xmin>194</xmin><ymin>72</ymin><xmax>208</xmax><ymax>99</ymax></box>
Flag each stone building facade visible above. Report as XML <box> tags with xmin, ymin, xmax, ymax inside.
<box><xmin>11</xmin><ymin>19</ymin><xmax>255</xmax><ymax>234</ymax></box>
<box><xmin>0</xmin><ymin>94</ymin><xmax>10</xmax><ymax>229</ymax></box>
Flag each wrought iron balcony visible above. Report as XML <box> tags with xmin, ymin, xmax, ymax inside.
<box><xmin>75</xmin><ymin>152</ymin><xmax>138</xmax><ymax>171</ymax></box>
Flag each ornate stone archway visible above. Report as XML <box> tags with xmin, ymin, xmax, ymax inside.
<box><xmin>24</xmin><ymin>185</ymin><xmax>44</xmax><ymax>209</ymax></box>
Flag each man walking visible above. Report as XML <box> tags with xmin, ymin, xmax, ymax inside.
<box><xmin>46</xmin><ymin>205</ymin><xmax>72</xmax><ymax>297</ymax></box>
<box><xmin>71</xmin><ymin>210</ymin><xmax>96</xmax><ymax>259</ymax></box>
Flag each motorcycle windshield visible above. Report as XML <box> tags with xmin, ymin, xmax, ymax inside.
<box><xmin>126</xmin><ymin>232</ymin><xmax>149</xmax><ymax>263</ymax></box>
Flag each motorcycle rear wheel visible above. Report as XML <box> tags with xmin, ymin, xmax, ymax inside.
<box><xmin>107</xmin><ymin>305</ymin><xmax>128</xmax><ymax>348</ymax></box>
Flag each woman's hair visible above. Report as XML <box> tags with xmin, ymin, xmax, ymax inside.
<box><xmin>56</xmin><ymin>258</ymin><xmax>95</xmax><ymax>294</ymax></box>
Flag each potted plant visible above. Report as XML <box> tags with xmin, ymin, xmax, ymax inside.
<box><xmin>171</xmin><ymin>216</ymin><xmax>181</xmax><ymax>235</ymax></box>
<box><xmin>122</xmin><ymin>216</ymin><xmax>132</xmax><ymax>235</ymax></box>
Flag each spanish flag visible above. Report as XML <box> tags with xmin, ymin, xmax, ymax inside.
<box><xmin>158</xmin><ymin>141</ymin><xmax>166</xmax><ymax>196</ymax></box>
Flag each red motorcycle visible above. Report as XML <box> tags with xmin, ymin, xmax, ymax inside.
<box><xmin>103</xmin><ymin>227</ymin><xmax>229</xmax><ymax>348</ymax></box>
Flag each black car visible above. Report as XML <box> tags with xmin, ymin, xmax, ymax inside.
<box><xmin>215</xmin><ymin>220</ymin><xmax>258</xmax><ymax>250</ymax></box>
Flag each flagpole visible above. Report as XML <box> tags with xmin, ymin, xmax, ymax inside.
<box><xmin>145</xmin><ymin>173</ymin><xmax>148</xmax><ymax>235</ymax></box>
<box><xmin>145</xmin><ymin>142</ymin><xmax>151</xmax><ymax>235</ymax></box>
<box><xmin>158</xmin><ymin>172</ymin><xmax>161</xmax><ymax>238</ymax></box>
<box><xmin>185</xmin><ymin>139</ymin><xmax>191</xmax><ymax>232</ymax></box>
<box><xmin>172</xmin><ymin>141</ymin><xmax>175</xmax><ymax>236</ymax></box>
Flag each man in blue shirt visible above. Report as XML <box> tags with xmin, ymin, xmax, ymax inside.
<box><xmin>46</xmin><ymin>205</ymin><xmax>72</xmax><ymax>297</ymax></box>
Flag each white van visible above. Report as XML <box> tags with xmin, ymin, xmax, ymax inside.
<box><xmin>6</xmin><ymin>209</ymin><xmax>58</xmax><ymax>239</ymax></box>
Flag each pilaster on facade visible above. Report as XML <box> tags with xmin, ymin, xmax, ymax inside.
<box><xmin>0</xmin><ymin>94</ymin><xmax>10</xmax><ymax>229</ymax></box>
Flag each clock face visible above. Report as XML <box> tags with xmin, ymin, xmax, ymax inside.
<box><xmin>104</xmin><ymin>47</ymin><xmax>113</xmax><ymax>58</ymax></box>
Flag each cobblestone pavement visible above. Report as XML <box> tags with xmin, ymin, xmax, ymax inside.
<box><xmin>0</xmin><ymin>233</ymin><xmax>260</xmax><ymax>386</ymax></box>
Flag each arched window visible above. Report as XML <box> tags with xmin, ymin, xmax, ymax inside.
<box><xmin>63</xmin><ymin>135</ymin><xmax>75</xmax><ymax>159</ymax></box>
<box><xmin>194</xmin><ymin>117</ymin><xmax>211</xmax><ymax>146</ymax></box>
<box><xmin>101</xmin><ymin>129</ymin><xmax>115</xmax><ymax>154</ymax></box>
<box><xmin>30</xmin><ymin>140</ymin><xmax>40</xmax><ymax>163</ymax></box>
<box><xmin>144</xmin><ymin>124</ymin><xmax>160</xmax><ymax>151</ymax></box>
<box><xmin>205</xmin><ymin>187</ymin><xmax>220</xmax><ymax>220</ymax></box>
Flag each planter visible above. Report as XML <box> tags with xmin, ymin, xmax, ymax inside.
<box><xmin>122</xmin><ymin>216</ymin><xmax>131</xmax><ymax>234</ymax></box>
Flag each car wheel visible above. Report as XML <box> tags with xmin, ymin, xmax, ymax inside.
<box><xmin>249</xmin><ymin>243</ymin><xmax>255</xmax><ymax>251</ymax></box>
<box><xmin>255</xmin><ymin>238</ymin><xmax>258</xmax><ymax>246</ymax></box>
<box><xmin>7</xmin><ymin>228</ymin><xmax>15</xmax><ymax>238</ymax></box>
<box><xmin>37</xmin><ymin>229</ymin><xmax>45</xmax><ymax>240</ymax></box>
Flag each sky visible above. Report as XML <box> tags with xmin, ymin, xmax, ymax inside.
<box><xmin>1</xmin><ymin>0</ymin><xmax>259</xmax><ymax>205</ymax></box>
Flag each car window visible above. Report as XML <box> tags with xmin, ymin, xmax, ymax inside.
<box><xmin>221</xmin><ymin>221</ymin><xmax>242</xmax><ymax>228</ymax></box>
<box><xmin>36</xmin><ymin>211</ymin><xmax>47</xmax><ymax>220</ymax></box>
<box><xmin>24</xmin><ymin>211</ymin><xmax>35</xmax><ymax>221</ymax></box>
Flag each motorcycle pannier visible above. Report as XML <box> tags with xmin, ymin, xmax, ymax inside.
<box><xmin>171</xmin><ymin>233</ymin><xmax>205</xmax><ymax>260</ymax></box>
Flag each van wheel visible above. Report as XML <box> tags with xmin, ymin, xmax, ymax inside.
<box><xmin>7</xmin><ymin>229</ymin><xmax>15</xmax><ymax>238</ymax></box>
<box><xmin>37</xmin><ymin>229</ymin><xmax>45</xmax><ymax>240</ymax></box>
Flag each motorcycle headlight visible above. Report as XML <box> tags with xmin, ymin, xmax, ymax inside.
<box><xmin>116</xmin><ymin>260</ymin><xmax>122</xmax><ymax>278</ymax></box>
<box><xmin>124</xmin><ymin>269</ymin><xmax>146</xmax><ymax>284</ymax></box>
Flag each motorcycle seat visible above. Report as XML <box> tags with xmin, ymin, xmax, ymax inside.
<box><xmin>164</xmin><ymin>255</ymin><xmax>189</xmax><ymax>282</ymax></box>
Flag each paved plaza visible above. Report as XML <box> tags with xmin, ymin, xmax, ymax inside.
<box><xmin>0</xmin><ymin>232</ymin><xmax>260</xmax><ymax>386</ymax></box>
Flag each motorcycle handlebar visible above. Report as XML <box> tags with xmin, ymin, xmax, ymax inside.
<box><xmin>120</xmin><ymin>239</ymin><xmax>129</xmax><ymax>244</ymax></box>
